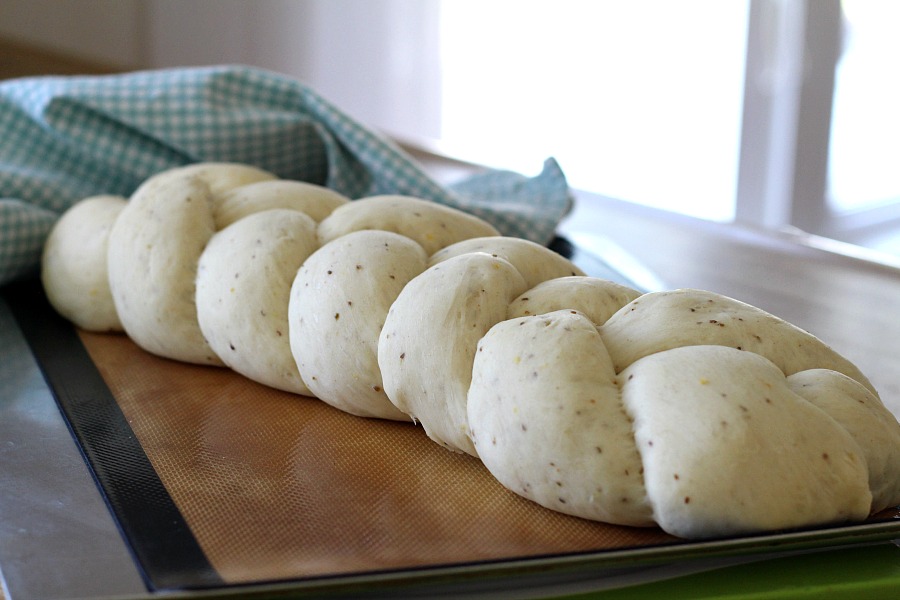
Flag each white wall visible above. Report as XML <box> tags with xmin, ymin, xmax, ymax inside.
<box><xmin>0</xmin><ymin>0</ymin><xmax>143</xmax><ymax>66</ymax></box>
<box><xmin>0</xmin><ymin>0</ymin><xmax>442</xmax><ymax>139</ymax></box>
<box><xmin>288</xmin><ymin>0</ymin><xmax>443</xmax><ymax>140</ymax></box>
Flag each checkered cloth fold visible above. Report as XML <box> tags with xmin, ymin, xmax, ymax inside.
<box><xmin>0</xmin><ymin>66</ymin><xmax>573</xmax><ymax>285</ymax></box>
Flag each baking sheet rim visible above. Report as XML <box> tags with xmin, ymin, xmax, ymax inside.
<box><xmin>6</xmin><ymin>277</ymin><xmax>900</xmax><ymax>595</ymax></box>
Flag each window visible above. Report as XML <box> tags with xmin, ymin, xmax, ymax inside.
<box><xmin>829</xmin><ymin>0</ymin><xmax>900</xmax><ymax>213</ymax></box>
<box><xmin>825</xmin><ymin>0</ymin><xmax>900</xmax><ymax>252</ymax></box>
<box><xmin>434</xmin><ymin>0</ymin><xmax>900</xmax><ymax>254</ymax></box>
<box><xmin>4</xmin><ymin>0</ymin><xmax>897</xmax><ymax>254</ymax></box>
<box><xmin>439</xmin><ymin>0</ymin><xmax>749</xmax><ymax>222</ymax></box>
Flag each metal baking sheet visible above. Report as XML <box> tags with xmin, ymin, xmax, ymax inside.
<box><xmin>2</xmin><ymin>247</ymin><xmax>900</xmax><ymax>599</ymax></box>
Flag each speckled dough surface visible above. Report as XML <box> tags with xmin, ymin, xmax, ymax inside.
<box><xmin>41</xmin><ymin>194</ymin><xmax>126</xmax><ymax>332</ymax></box>
<box><xmin>290</xmin><ymin>230</ymin><xmax>428</xmax><ymax>419</ymax></box>
<box><xmin>197</xmin><ymin>209</ymin><xmax>319</xmax><ymax>394</ymax></box>
<box><xmin>41</xmin><ymin>162</ymin><xmax>900</xmax><ymax>540</ymax></box>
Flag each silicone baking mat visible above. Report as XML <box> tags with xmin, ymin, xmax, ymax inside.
<box><xmin>6</xmin><ymin>278</ymin><xmax>900</xmax><ymax>595</ymax></box>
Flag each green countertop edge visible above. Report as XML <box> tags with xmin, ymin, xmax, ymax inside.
<box><xmin>561</xmin><ymin>542</ymin><xmax>900</xmax><ymax>600</ymax></box>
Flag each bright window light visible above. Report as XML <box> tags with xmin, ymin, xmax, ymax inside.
<box><xmin>439</xmin><ymin>0</ymin><xmax>749</xmax><ymax>221</ymax></box>
<box><xmin>827</xmin><ymin>0</ymin><xmax>900</xmax><ymax>212</ymax></box>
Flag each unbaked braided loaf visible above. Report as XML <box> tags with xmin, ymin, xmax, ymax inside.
<box><xmin>40</xmin><ymin>162</ymin><xmax>900</xmax><ymax>539</ymax></box>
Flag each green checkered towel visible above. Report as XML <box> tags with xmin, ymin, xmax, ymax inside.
<box><xmin>0</xmin><ymin>65</ymin><xmax>573</xmax><ymax>285</ymax></box>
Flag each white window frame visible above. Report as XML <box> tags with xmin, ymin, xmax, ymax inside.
<box><xmin>736</xmin><ymin>0</ymin><xmax>836</xmax><ymax>231</ymax></box>
<box><xmin>737</xmin><ymin>0</ymin><xmax>900</xmax><ymax>246</ymax></box>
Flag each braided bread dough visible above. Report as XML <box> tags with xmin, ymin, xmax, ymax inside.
<box><xmin>468</xmin><ymin>307</ymin><xmax>655</xmax><ymax>527</ymax></box>
<box><xmin>379</xmin><ymin>238</ymin><xmax>591</xmax><ymax>456</ymax></box>
<box><xmin>621</xmin><ymin>345</ymin><xmax>871</xmax><ymax>538</ymax></box>
<box><xmin>197</xmin><ymin>209</ymin><xmax>319</xmax><ymax>394</ymax></box>
<box><xmin>40</xmin><ymin>162</ymin><xmax>900</xmax><ymax>540</ymax></box>
<box><xmin>429</xmin><ymin>236</ymin><xmax>585</xmax><ymax>288</ymax></box>
<box><xmin>107</xmin><ymin>172</ymin><xmax>222</xmax><ymax>365</ymax></box>
<box><xmin>788</xmin><ymin>369</ymin><xmax>900</xmax><ymax>513</ymax></box>
<box><xmin>290</xmin><ymin>229</ymin><xmax>428</xmax><ymax>419</ymax></box>
<box><xmin>599</xmin><ymin>289</ymin><xmax>876</xmax><ymax>393</ymax></box>
<box><xmin>469</xmin><ymin>287</ymin><xmax>900</xmax><ymax>537</ymax></box>
<box><xmin>215</xmin><ymin>180</ymin><xmax>349</xmax><ymax>229</ymax></box>
<box><xmin>318</xmin><ymin>195</ymin><xmax>500</xmax><ymax>254</ymax></box>
<box><xmin>41</xmin><ymin>194</ymin><xmax>126</xmax><ymax>332</ymax></box>
<box><xmin>106</xmin><ymin>164</ymin><xmax>350</xmax><ymax>366</ymax></box>
<box><xmin>379</xmin><ymin>252</ymin><xmax>528</xmax><ymax>455</ymax></box>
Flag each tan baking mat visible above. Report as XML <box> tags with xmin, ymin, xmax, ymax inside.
<box><xmin>77</xmin><ymin>330</ymin><xmax>678</xmax><ymax>584</ymax></box>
